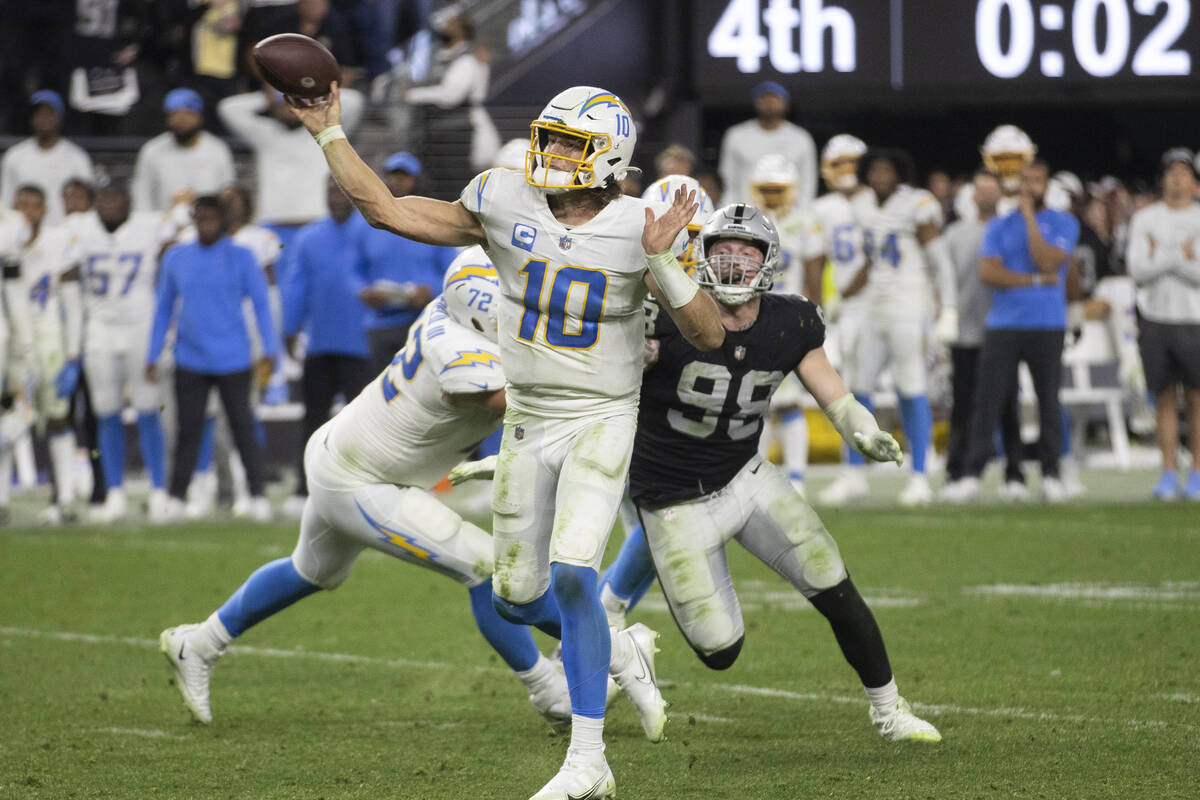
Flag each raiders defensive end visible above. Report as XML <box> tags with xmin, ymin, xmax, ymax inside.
<box><xmin>627</xmin><ymin>202</ymin><xmax>942</xmax><ymax>743</ymax></box>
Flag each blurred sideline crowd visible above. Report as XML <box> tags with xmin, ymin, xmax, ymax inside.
<box><xmin>1</xmin><ymin>33</ymin><xmax>1199</xmax><ymax>525</ymax></box>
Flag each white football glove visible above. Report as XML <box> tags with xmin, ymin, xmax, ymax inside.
<box><xmin>447</xmin><ymin>455</ymin><xmax>498</xmax><ymax>485</ymax></box>
<box><xmin>933</xmin><ymin>307</ymin><xmax>959</xmax><ymax>345</ymax></box>
<box><xmin>853</xmin><ymin>430</ymin><xmax>904</xmax><ymax>467</ymax></box>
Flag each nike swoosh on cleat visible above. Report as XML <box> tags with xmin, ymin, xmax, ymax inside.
<box><xmin>178</xmin><ymin>644</ymin><xmax>185</xmax><ymax>661</ymax></box>
<box><xmin>567</xmin><ymin>773</ymin><xmax>609</xmax><ymax>800</ymax></box>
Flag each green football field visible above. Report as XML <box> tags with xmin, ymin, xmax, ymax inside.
<box><xmin>2</xmin><ymin>476</ymin><xmax>1198</xmax><ymax>799</ymax></box>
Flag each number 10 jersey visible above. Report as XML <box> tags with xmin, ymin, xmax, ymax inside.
<box><xmin>461</xmin><ymin>168</ymin><xmax>654</xmax><ymax>419</ymax></box>
<box><xmin>630</xmin><ymin>293</ymin><xmax>825</xmax><ymax>509</ymax></box>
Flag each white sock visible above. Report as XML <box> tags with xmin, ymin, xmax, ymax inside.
<box><xmin>864</xmin><ymin>677</ymin><xmax>900</xmax><ymax>712</ymax></box>
<box><xmin>198</xmin><ymin>611</ymin><xmax>234</xmax><ymax>657</ymax></box>
<box><xmin>600</xmin><ymin>585</ymin><xmax>629</xmax><ymax>624</ymax></box>
<box><xmin>783</xmin><ymin>412</ymin><xmax>809</xmax><ymax>479</ymax></box>
<box><xmin>568</xmin><ymin>714</ymin><xmax>605</xmax><ymax>757</ymax></box>
<box><xmin>0</xmin><ymin>449</ymin><xmax>12</xmax><ymax>507</ymax></box>
<box><xmin>49</xmin><ymin>430</ymin><xmax>77</xmax><ymax>506</ymax></box>
<box><xmin>515</xmin><ymin>653</ymin><xmax>555</xmax><ymax>689</ymax></box>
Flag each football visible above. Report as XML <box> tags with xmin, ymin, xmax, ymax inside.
<box><xmin>252</xmin><ymin>33</ymin><xmax>339</xmax><ymax>99</ymax></box>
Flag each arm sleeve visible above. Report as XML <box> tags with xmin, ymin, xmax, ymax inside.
<box><xmin>216</xmin><ymin>93</ymin><xmax>276</xmax><ymax>147</ymax></box>
<box><xmin>406</xmin><ymin>54</ymin><xmax>477</xmax><ymax>107</ymax></box>
<box><xmin>458</xmin><ymin>169</ymin><xmax>496</xmax><ymax>218</ymax></box>
<box><xmin>147</xmin><ymin>254</ymin><xmax>177</xmax><ymax>364</ymax></box>
<box><xmin>243</xmin><ymin>250</ymin><xmax>279</xmax><ymax>359</ymax></box>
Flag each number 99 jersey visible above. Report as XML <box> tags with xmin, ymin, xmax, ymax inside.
<box><xmin>460</xmin><ymin>168</ymin><xmax>653</xmax><ymax>419</ymax></box>
<box><xmin>629</xmin><ymin>294</ymin><xmax>825</xmax><ymax>509</ymax></box>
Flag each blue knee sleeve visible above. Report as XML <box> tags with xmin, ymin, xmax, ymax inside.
<box><xmin>599</xmin><ymin>525</ymin><xmax>656</xmax><ymax>612</ymax></box>
<box><xmin>468</xmin><ymin>580</ymin><xmax>539</xmax><ymax>672</ymax></box>
<box><xmin>898</xmin><ymin>393</ymin><xmax>931</xmax><ymax>474</ymax></box>
<box><xmin>551</xmin><ymin>563</ymin><xmax>610</xmax><ymax>719</ymax></box>
<box><xmin>136</xmin><ymin>411</ymin><xmax>166</xmax><ymax>489</ymax></box>
<box><xmin>493</xmin><ymin>589</ymin><xmax>562</xmax><ymax>639</ymax></box>
<box><xmin>196</xmin><ymin>416</ymin><xmax>217</xmax><ymax>473</ymax></box>
<box><xmin>217</xmin><ymin>557</ymin><xmax>320</xmax><ymax>638</ymax></box>
<box><xmin>846</xmin><ymin>393</ymin><xmax>873</xmax><ymax>466</ymax></box>
<box><xmin>96</xmin><ymin>414</ymin><xmax>125</xmax><ymax>490</ymax></box>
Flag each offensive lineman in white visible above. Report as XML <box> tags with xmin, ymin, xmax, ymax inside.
<box><xmin>821</xmin><ymin>149</ymin><xmax>957</xmax><ymax>507</ymax></box>
<box><xmin>0</xmin><ymin>185</ymin><xmax>84</xmax><ymax>524</ymax></box>
<box><xmin>289</xmin><ymin>83</ymin><xmax>725</xmax><ymax>800</ymax></box>
<box><xmin>748</xmin><ymin>153</ymin><xmax>825</xmax><ymax>495</ymax></box>
<box><xmin>160</xmin><ymin>264</ymin><xmax>577</xmax><ymax>727</ymax></box>
<box><xmin>67</xmin><ymin>183</ymin><xmax>176</xmax><ymax>523</ymax></box>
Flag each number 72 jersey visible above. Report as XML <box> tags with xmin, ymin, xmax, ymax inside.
<box><xmin>461</xmin><ymin>168</ymin><xmax>653</xmax><ymax>419</ymax></box>
<box><xmin>67</xmin><ymin>210</ymin><xmax>172</xmax><ymax>329</ymax></box>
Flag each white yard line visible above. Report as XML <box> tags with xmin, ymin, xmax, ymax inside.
<box><xmin>2</xmin><ymin>625</ymin><xmax>1195</xmax><ymax>735</ymax></box>
<box><xmin>93</xmin><ymin>727</ymin><xmax>189</xmax><ymax>740</ymax></box>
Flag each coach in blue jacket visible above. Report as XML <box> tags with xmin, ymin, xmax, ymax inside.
<box><xmin>948</xmin><ymin>160</ymin><xmax>1079</xmax><ymax>503</ymax></box>
<box><xmin>147</xmin><ymin>196</ymin><xmax>279</xmax><ymax>521</ymax></box>
<box><xmin>281</xmin><ymin>178</ymin><xmax>372</xmax><ymax>507</ymax></box>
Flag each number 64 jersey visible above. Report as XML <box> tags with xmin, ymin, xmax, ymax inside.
<box><xmin>629</xmin><ymin>294</ymin><xmax>825</xmax><ymax>509</ymax></box>
<box><xmin>460</xmin><ymin>168</ymin><xmax>654</xmax><ymax>420</ymax></box>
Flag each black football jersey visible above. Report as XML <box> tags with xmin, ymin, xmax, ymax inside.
<box><xmin>630</xmin><ymin>293</ymin><xmax>825</xmax><ymax>508</ymax></box>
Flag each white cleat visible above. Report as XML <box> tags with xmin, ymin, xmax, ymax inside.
<box><xmin>248</xmin><ymin>496</ymin><xmax>272</xmax><ymax>523</ymax></box>
<box><xmin>88</xmin><ymin>489</ymin><xmax>127</xmax><ymax>524</ymax></box>
<box><xmin>997</xmin><ymin>480</ymin><xmax>1030</xmax><ymax>504</ymax></box>
<box><xmin>185</xmin><ymin>472</ymin><xmax>217</xmax><ymax>519</ymax></box>
<box><xmin>159</xmin><ymin>624</ymin><xmax>218</xmax><ymax>724</ymax></box>
<box><xmin>897</xmin><ymin>474</ymin><xmax>932</xmax><ymax>507</ymax></box>
<box><xmin>939</xmin><ymin>476</ymin><xmax>980</xmax><ymax>504</ymax></box>
<box><xmin>817</xmin><ymin>469</ymin><xmax>868</xmax><ymax>506</ymax></box>
<box><xmin>610</xmin><ymin>623</ymin><xmax>667</xmax><ymax>742</ymax></box>
<box><xmin>529</xmin><ymin>749</ymin><xmax>615</xmax><ymax>800</ymax></box>
<box><xmin>528</xmin><ymin>661</ymin><xmax>572</xmax><ymax>727</ymax></box>
<box><xmin>160</xmin><ymin>497</ymin><xmax>188</xmax><ymax>524</ymax></box>
<box><xmin>1042</xmin><ymin>477</ymin><xmax>1067</xmax><ymax>504</ymax></box>
<box><xmin>147</xmin><ymin>489</ymin><xmax>171</xmax><ymax>524</ymax></box>
<box><xmin>281</xmin><ymin>494</ymin><xmax>307</xmax><ymax>521</ymax></box>
<box><xmin>870</xmin><ymin>697</ymin><xmax>942</xmax><ymax>743</ymax></box>
<box><xmin>38</xmin><ymin>505</ymin><xmax>75</xmax><ymax>526</ymax></box>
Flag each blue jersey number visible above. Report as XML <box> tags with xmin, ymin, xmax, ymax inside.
<box><xmin>86</xmin><ymin>252</ymin><xmax>143</xmax><ymax>296</ymax></box>
<box><xmin>863</xmin><ymin>230</ymin><xmax>900</xmax><ymax>269</ymax></box>
<box><xmin>380</xmin><ymin>323</ymin><xmax>424</xmax><ymax>403</ymax></box>
<box><xmin>29</xmin><ymin>274</ymin><xmax>50</xmax><ymax>310</ymax></box>
<box><xmin>517</xmin><ymin>259</ymin><xmax>608</xmax><ymax>350</ymax></box>
<box><xmin>832</xmin><ymin>224</ymin><xmax>856</xmax><ymax>264</ymax></box>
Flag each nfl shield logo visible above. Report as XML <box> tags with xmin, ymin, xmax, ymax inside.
<box><xmin>514</xmin><ymin>425</ymin><xmax>525</xmax><ymax>441</ymax></box>
<box><xmin>558</xmin><ymin>234</ymin><xmax>573</xmax><ymax>250</ymax></box>
<box><xmin>733</xmin><ymin>345</ymin><xmax>746</xmax><ymax>361</ymax></box>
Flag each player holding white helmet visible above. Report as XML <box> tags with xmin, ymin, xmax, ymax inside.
<box><xmin>981</xmin><ymin>124</ymin><xmax>1036</xmax><ymax>194</ymax></box>
<box><xmin>288</xmin><ymin>83</ymin><xmax>725</xmax><ymax>800</ymax></box>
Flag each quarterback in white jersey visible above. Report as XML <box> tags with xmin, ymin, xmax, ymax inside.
<box><xmin>160</xmin><ymin>265</ymin><xmax>582</xmax><ymax>730</ymax></box>
<box><xmin>1</xmin><ymin>185</ymin><xmax>84</xmax><ymax>523</ymax></box>
<box><xmin>830</xmin><ymin>150</ymin><xmax>955</xmax><ymax>508</ymax></box>
<box><xmin>67</xmin><ymin>183</ymin><xmax>177</xmax><ymax>523</ymax></box>
<box><xmin>289</xmin><ymin>83</ymin><xmax>724</xmax><ymax>800</ymax></box>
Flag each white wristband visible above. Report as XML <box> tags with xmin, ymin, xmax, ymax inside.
<box><xmin>645</xmin><ymin>248</ymin><xmax>698</xmax><ymax>309</ymax></box>
<box><xmin>314</xmin><ymin>125</ymin><xmax>346</xmax><ymax>149</ymax></box>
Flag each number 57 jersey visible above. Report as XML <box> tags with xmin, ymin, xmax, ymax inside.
<box><xmin>67</xmin><ymin>210</ymin><xmax>172</xmax><ymax>331</ymax></box>
<box><xmin>461</xmin><ymin>168</ymin><xmax>653</xmax><ymax>419</ymax></box>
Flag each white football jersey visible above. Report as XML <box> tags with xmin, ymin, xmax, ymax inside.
<box><xmin>812</xmin><ymin>191</ymin><xmax>867</xmax><ymax>298</ymax></box>
<box><xmin>2</xmin><ymin>223</ymin><xmax>77</xmax><ymax>324</ymax></box>
<box><xmin>767</xmin><ymin>206</ymin><xmax>824</xmax><ymax>296</ymax></box>
<box><xmin>852</xmin><ymin>185</ymin><xmax>942</xmax><ymax>310</ymax></box>
<box><xmin>460</xmin><ymin>168</ymin><xmax>650</xmax><ymax>418</ymax></box>
<box><xmin>68</xmin><ymin>211</ymin><xmax>171</xmax><ymax>329</ymax></box>
<box><xmin>320</xmin><ymin>296</ymin><xmax>505</xmax><ymax>490</ymax></box>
